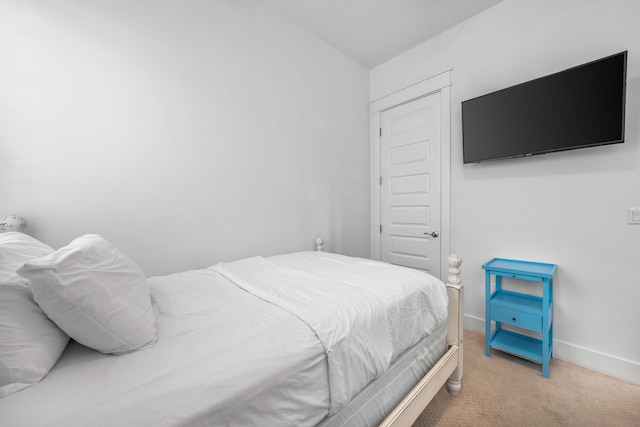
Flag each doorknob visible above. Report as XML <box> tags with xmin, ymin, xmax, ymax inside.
<box><xmin>424</xmin><ymin>231</ymin><xmax>439</xmax><ymax>238</ymax></box>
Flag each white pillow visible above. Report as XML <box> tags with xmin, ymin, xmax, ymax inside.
<box><xmin>18</xmin><ymin>234</ymin><xmax>157</xmax><ymax>355</ymax></box>
<box><xmin>0</xmin><ymin>232</ymin><xmax>70</xmax><ymax>398</ymax></box>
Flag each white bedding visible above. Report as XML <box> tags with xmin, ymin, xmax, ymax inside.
<box><xmin>214</xmin><ymin>252</ymin><xmax>448</xmax><ymax>414</ymax></box>
<box><xmin>0</xmin><ymin>251</ymin><xmax>447</xmax><ymax>427</ymax></box>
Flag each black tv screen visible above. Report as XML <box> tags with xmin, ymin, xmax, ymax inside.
<box><xmin>462</xmin><ymin>51</ymin><xmax>627</xmax><ymax>164</ymax></box>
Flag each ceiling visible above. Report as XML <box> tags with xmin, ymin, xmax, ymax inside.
<box><xmin>258</xmin><ymin>0</ymin><xmax>503</xmax><ymax>68</ymax></box>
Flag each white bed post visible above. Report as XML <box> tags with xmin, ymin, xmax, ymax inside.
<box><xmin>446</xmin><ymin>254</ymin><xmax>463</xmax><ymax>396</ymax></box>
<box><xmin>315</xmin><ymin>237</ymin><xmax>324</xmax><ymax>252</ymax></box>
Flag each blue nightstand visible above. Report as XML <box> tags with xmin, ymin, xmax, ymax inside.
<box><xmin>483</xmin><ymin>258</ymin><xmax>557</xmax><ymax>378</ymax></box>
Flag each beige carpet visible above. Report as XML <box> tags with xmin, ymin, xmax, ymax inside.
<box><xmin>412</xmin><ymin>330</ymin><xmax>640</xmax><ymax>426</ymax></box>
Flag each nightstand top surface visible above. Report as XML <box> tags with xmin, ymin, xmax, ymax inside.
<box><xmin>482</xmin><ymin>258</ymin><xmax>557</xmax><ymax>278</ymax></box>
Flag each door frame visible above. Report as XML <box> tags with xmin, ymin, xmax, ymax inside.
<box><xmin>371</xmin><ymin>70</ymin><xmax>452</xmax><ymax>280</ymax></box>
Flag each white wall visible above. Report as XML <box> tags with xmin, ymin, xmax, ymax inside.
<box><xmin>0</xmin><ymin>0</ymin><xmax>371</xmax><ymax>276</ymax></box>
<box><xmin>372</xmin><ymin>0</ymin><xmax>640</xmax><ymax>383</ymax></box>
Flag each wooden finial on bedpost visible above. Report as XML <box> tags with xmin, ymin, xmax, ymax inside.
<box><xmin>447</xmin><ymin>254</ymin><xmax>462</xmax><ymax>287</ymax></box>
<box><xmin>315</xmin><ymin>237</ymin><xmax>324</xmax><ymax>252</ymax></box>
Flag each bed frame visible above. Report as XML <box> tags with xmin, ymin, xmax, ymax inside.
<box><xmin>316</xmin><ymin>239</ymin><xmax>463</xmax><ymax>427</ymax></box>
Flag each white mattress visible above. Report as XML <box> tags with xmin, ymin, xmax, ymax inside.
<box><xmin>0</xmin><ymin>252</ymin><xmax>448</xmax><ymax>427</ymax></box>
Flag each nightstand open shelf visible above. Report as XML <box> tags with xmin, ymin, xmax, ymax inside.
<box><xmin>489</xmin><ymin>330</ymin><xmax>543</xmax><ymax>363</ymax></box>
<box><xmin>484</xmin><ymin>258</ymin><xmax>557</xmax><ymax>378</ymax></box>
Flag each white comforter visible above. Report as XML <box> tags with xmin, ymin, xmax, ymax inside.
<box><xmin>0</xmin><ymin>252</ymin><xmax>447</xmax><ymax>427</ymax></box>
<box><xmin>214</xmin><ymin>252</ymin><xmax>448</xmax><ymax>414</ymax></box>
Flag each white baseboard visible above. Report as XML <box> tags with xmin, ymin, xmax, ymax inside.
<box><xmin>464</xmin><ymin>314</ymin><xmax>485</xmax><ymax>335</ymax></box>
<box><xmin>463</xmin><ymin>314</ymin><xmax>640</xmax><ymax>385</ymax></box>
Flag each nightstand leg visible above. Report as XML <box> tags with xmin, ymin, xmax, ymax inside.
<box><xmin>485</xmin><ymin>270</ymin><xmax>492</xmax><ymax>356</ymax></box>
<box><xmin>541</xmin><ymin>278</ymin><xmax>551</xmax><ymax>378</ymax></box>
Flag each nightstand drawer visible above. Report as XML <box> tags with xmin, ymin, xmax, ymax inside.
<box><xmin>491</xmin><ymin>306</ymin><xmax>542</xmax><ymax>332</ymax></box>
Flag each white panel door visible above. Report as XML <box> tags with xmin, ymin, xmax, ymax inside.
<box><xmin>380</xmin><ymin>92</ymin><xmax>441</xmax><ymax>275</ymax></box>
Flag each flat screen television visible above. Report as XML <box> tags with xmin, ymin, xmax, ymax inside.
<box><xmin>462</xmin><ymin>51</ymin><xmax>627</xmax><ymax>164</ymax></box>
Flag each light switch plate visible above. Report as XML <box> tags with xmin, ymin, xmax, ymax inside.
<box><xmin>629</xmin><ymin>207</ymin><xmax>640</xmax><ymax>225</ymax></box>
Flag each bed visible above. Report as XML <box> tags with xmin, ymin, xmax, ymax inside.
<box><xmin>0</xmin><ymin>231</ymin><xmax>463</xmax><ymax>427</ymax></box>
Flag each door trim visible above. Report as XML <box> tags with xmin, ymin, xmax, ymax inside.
<box><xmin>371</xmin><ymin>70</ymin><xmax>452</xmax><ymax>280</ymax></box>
